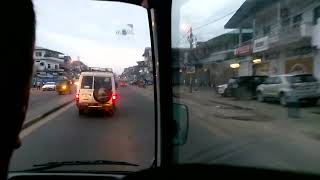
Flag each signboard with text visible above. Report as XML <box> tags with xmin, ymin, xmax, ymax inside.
<box><xmin>234</xmin><ymin>43</ymin><xmax>253</xmax><ymax>56</ymax></box>
<box><xmin>253</xmin><ymin>36</ymin><xmax>269</xmax><ymax>53</ymax></box>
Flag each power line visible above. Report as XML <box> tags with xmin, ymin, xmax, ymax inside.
<box><xmin>178</xmin><ymin>9</ymin><xmax>237</xmax><ymax>43</ymax></box>
<box><xmin>192</xmin><ymin>10</ymin><xmax>237</xmax><ymax>31</ymax></box>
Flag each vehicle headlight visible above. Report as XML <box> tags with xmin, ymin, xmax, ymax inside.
<box><xmin>62</xmin><ymin>85</ymin><xmax>67</xmax><ymax>89</ymax></box>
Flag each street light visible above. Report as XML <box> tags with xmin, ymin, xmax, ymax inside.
<box><xmin>230</xmin><ymin>63</ymin><xmax>240</xmax><ymax>77</ymax></box>
<box><xmin>252</xmin><ymin>58</ymin><xmax>262</xmax><ymax>64</ymax></box>
<box><xmin>230</xmin><ymin>63</ymin><xmax>240</xmax><ymax>69</ymax></box>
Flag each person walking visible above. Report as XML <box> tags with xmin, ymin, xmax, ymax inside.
<box><xmin>36</xmin><ymin>81</ymin><xmax>41</xmax><ymax>90</ymax></box>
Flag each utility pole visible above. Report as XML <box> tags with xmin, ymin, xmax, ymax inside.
<box><xmin>187</xmin><ymin>27</ymin><xmax>196</xmax><ymax>93</ymax></box>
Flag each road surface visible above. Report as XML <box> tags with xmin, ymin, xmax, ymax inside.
<box><xmin>9</xmin><ymin>85</ymin><xmax>320</xmax><ymax>174</ymax></box>
<box><xmin>10</xmin><ymin>86</ymin><xmax>155</xmax><ymax>172</ymax></box>
<box><xmin>175</xmin><ymin>87</ymin><xmax>320</xmax><ymax>174</ymax></box>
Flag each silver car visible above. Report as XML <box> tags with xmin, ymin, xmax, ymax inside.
<box><xmin>256</xmin><ymin>74</ymin><xmax>320</xmax><ymax>106</ymax></box>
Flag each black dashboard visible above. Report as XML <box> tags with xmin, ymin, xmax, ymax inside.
<box><xmin>8</xmin><ymin>165</ymin><xmax>320</xmax><ymax>180</ymax></box>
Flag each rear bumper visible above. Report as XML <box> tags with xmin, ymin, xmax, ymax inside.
<box><xmin>287</xmin><ymin>92</ymin><xmax>320</xmax><ymax>101</ymax></box>
<box><xmin>43</xmin><ymin>88</ymin><xmax>55</xmax><ymax>91</ymax></box>
<box><xmin>57</xmin><ymin>89</ymin><xmax>70</xmax><ymax>93</ymax></box>
<box><xmin>77</xmin><ymin>102</ymin><xmax>114</xmax><ymax>111</ymax></box>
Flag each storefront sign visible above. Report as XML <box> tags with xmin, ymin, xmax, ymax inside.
<box><xmin>234</xmin><ymin>43</ymin><xmax>253</xmax><ymax>56</ymax></box>
<box><xmin>253</xmin><ymin>36</ymin><xmax>269</xmax><ymax>53</ymax></box>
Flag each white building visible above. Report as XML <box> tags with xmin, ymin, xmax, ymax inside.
<box><xmin>225</xmin><ymin>0</ymin><xmax>320</xmax><ymax>78</ymax></box>
<box><xmin>33</xmin><ymin>46</ymin><xmax>64</xmax><ymax>73</ymax></box>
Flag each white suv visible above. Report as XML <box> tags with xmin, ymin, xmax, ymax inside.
<box><xmin>76</xmin><ymin>71</ymin><xmax>117</xmax><ymax>115</ymax></box>
<box><xmin>256</xmin><ymin>74</ymin><xmax>320</xmax><ymax>106</ymax></box>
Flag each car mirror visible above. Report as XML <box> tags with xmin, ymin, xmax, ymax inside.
<box><xmin>173</xmin><ymin>103</ymin><xmax>189</xmax><ymax>146</ymax></box>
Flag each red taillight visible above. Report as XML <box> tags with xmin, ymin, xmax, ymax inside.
<box><xmin>76</xmin><ymin>94</ymin><xmax>79</xmax><ymax>101</ymax></box>
<box><xmin>112</xmin><ymin>94</ymin><xmax>117</xmax><ymax>100</ymax></box>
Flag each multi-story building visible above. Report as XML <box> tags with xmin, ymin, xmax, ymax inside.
<box><xmin>225</xmin><ymin>0</ymin><xmax>320</xmax><ymax>78</ymax></box>
<box><xmin>34</xmin><ymin>46</ymin><xmax>64</xmax><ymax>73</ymax></box>
<box><xmin>173</xmin><ymin>30</ymin><xmax>252</xmax><ymax>86</ymax></box>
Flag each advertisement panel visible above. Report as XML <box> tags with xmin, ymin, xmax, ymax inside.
<box><xmin>285</xmin><ymin>58</ymin><xmax>313</xmax><ymax>74</ymax></box>
<box><xmin>253</xmin><ymin>36</ymin><xmax>269</xmax><ymax>53</ymax></box>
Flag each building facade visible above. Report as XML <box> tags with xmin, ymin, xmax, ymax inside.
<box><xmin>225</xmin><ymin>0</ymin><xmax>320</xmax><ymax>79</ymax></box>
<box><xmin>34</xmin><ymin>46</ymin><xmax>64</xmax><ymax>73</ymax></box>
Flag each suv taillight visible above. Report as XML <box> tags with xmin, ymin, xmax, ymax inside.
<box><xmin>112</xmin><ymin>94</ymin><xmax>117</xmax><ymax>100</ymax></box>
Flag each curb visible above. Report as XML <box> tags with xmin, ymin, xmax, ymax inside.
<box><xmin>208</xmin><ymin>99</ymin><xmax>253</xmax><ymax>110</ymax></box>
<box><xmin>22</xmin><ymin>99</ymin><xmax>75</xmax><ymax>130</ymax></box>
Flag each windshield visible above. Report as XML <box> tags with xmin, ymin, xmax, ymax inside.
<box><xmin>11</xmin><ymin>0</ymin><xmax>154</xmax><ymax>173</ymax></box>
<box><xmin>172</xmin><ymin>0</ymin><xmax>320</xmax><ymax>174</ymax></box>
<box><xmin>287</xmin><ymin>74</ymin><xmax>318</xmax><ymax>83</ymax></box>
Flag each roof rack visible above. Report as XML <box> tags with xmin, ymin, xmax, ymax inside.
<box><xmin>86</xmin><ymin>67</ymin><xmax>113</xmax><ymax>73</ymax></box>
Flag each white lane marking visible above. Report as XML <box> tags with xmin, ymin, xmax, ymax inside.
<box><xmin>20</xmin><ymin>102</ymin><xmax>75</xmax><ymax>139</ymax></box>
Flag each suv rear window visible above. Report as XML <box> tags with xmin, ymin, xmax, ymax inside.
<box><xmin>287</xmin><ymin>74</ymin><xmax>318</xmax><ymax>83</ymax></box>
<box><xmin>94</xmin><ymin>76</ymin><xmax>112</xmax><ymax>90</ymax></box>
<box><xmin>81</xmin><ymin>76</ymin><xmax>93</xmax><ymax>89</ymax></box>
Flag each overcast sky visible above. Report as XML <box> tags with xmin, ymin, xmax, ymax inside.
<box><xmin>34</xmin><ymin>0</ymin><xmax>246</xmax><ymax>74</ymax></box>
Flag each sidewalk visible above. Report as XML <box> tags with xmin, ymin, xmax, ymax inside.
<box><xmin>24</xmin><ymin>90</ymin><xmax>75</xmax><ymax>129</ymax></box>
<box><xmin>173</xmin><ymin>86</ymin><xmax>320</xmax><ymax>137</ymax></box>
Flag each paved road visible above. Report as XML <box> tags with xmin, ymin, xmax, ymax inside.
<box><xmin>175</xmin><ymin>87</ymin><xmax>320</xmax><ymax>174</ymax></box>
<box><xmin>10</xmin><ymin>85</ymin><xmax>320</xmax><ymax>174</ymax></box>
<box><xmin>10</xmin><ymin>86</ymin><xmax>155</xmax><ymax>172</ymax></box>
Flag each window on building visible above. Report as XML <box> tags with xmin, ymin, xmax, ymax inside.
<box><xmin>314</xmin><ymin>6</ymin><xmax>320</xmax><ymax>25</ymax></box>
<box><xmin>55</xmin><ymin>65</ymin><xmax>58</xmax><ymax>69</ymax></box>
<box><xmin>48</xmin><ymin>64</ymin><xmax>51</xmax><ymax>69</ymax></box>
<box><xmin>35</xmin><ymin>52</ymin><xmax>42</xmax><ymax>57</ymax></box>
<box><xmin>293</xmin><ymin>14</ymin><xmax>302</xmax><ymax>27</ymax></box>
<box><xmin>263</xmin><ymin>25</ymin><xmax>271</xmax><ymax>35</ymax></box>
<box><xmin>281</xmin><ymin>8</ymin><xmax>290</xmax><ymax>26</ymax></box>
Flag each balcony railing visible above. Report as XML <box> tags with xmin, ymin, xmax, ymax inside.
<box><xmin>268</xmin><ymin>21</ymin><xmax>313</xmax><ymax>44</ymax></box>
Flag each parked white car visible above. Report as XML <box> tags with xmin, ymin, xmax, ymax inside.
<box><xmin>256</xmin><ymin>74</ymin><xmax>320</xmax><ymax>106</ymax></box>
<box><xmin>216</xmin><ymin>84</ymin><xmax>228</xmax><ymax>97</ymax></box>
<box><xmin>42</xmin><ymin>82</ymin><xmax>56</xmax><ymax>91</ymax></box>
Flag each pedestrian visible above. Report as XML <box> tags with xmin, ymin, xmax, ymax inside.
<box><xmin>37</xmin><ymin>81</ymin><xmax>41</xmax><ymax>90</ymax></box>
<box><xmin>144</xmin><ymin>78</ymin><xmax>147</xmax><ymax>87</ymax></box>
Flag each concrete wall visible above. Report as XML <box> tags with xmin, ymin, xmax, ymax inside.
<box><xmin>314</xmin><ymin>50</ymin><xmax>320</xmax><ymax>79</ymax></box>
<box><xmin>255</xmin><ymin>3</ymin><xmax>278</xmax><ymax>39</ymax></box>
<box><xmin>238</xmin><ymin>61</ymin><xmax>252</xmax><ymax>76</ymax></box>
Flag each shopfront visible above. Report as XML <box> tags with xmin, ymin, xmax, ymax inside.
<box><xmin>285</xmin><ymin>57</ymin><xmax>314</xmax><ymax>74</ymax></box>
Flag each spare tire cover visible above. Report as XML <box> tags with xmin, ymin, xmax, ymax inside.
<box><xmin>93</xmin><ymin>87</ymin><xmax>112</xmax><ymax>103</ymax></box>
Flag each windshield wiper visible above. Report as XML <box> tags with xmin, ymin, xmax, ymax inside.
<box><xmin>22</xmin><ymin>160</ymin><xmax>139</xmax><ymax>172</ymax></box>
